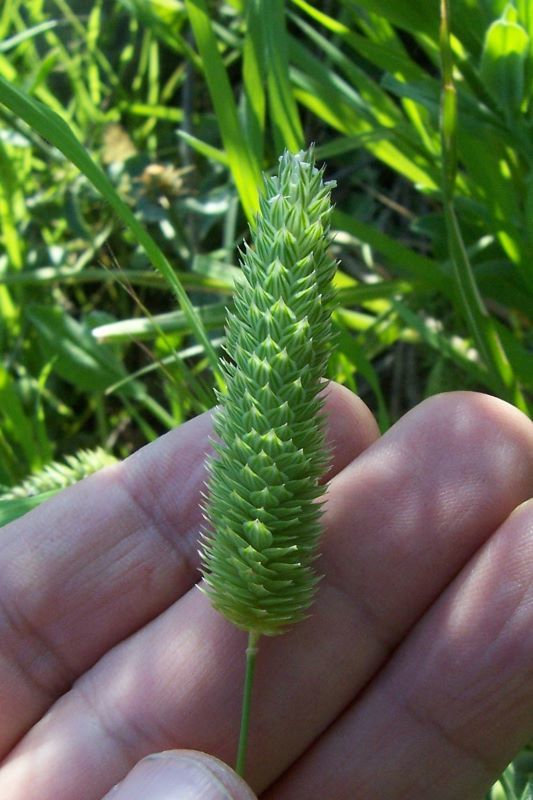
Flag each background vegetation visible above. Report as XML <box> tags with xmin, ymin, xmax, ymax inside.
<box><xmin>0</xmin><ymin>0</ymin><xmax>531</xmax><ymax>796</ymax></box>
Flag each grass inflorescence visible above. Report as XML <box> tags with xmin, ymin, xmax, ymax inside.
<box><xmin>200</xmin><ymin>150</ymin><xmax>337</xmax><ymax>776</ymax></box>
<box><xmin>201</xmin><ymin>149</ymin><xmax>336</xmax><ymax>636</ymax></box>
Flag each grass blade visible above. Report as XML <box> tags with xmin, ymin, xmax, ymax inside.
<box><xmin>261</xmin><ymin>0</ymin><xmax>304</xmax><ymax>152</ymax></box>
<box><xmin>241</xmin><ymin>0</ymin><xmax>266</xmax><ymax>163</ymax></box>
<box><xmin>185</xmin><ymin>0</ymin><xmax>262</xmax><ymax>220</ymax></box>
<box><xmin>0</xmin><ymin>492</ymin><xmax>57</xmax><ymax>528</ymax></box>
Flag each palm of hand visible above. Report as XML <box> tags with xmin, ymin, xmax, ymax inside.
<box><xmin>0</xmin><ymin>385</ymin><xmax>532</xmax><ymax>800</ymax></box>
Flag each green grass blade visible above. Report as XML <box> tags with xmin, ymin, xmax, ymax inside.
<box><xmin>0</xmin><ymin>138</ymin><xmax>24</xmax><ymax>270</ymax></box>
<box><xmin>176</xmin><ymin>130</ymin><xmax>228</xmax><ymax>165</ymax></box>
<box><xmin>118</xmin><ymin>0</ymin><xmax>202</xmax><ymax>67</ymax></box>
<box><xmin>0</xmin><ymin>364</ymin><xmax>42</xmax><ymax>470</ymax></box>
<box><xmin>25</xmin><ymin>305</ymin><xmax>127</xmax><ymax>393</ymax></box>
<box><xmin>391</xmin><ymin>299</ymin><xmax>490</xmax><ymax>389</ymax></box>
<box><xmin>291</xmin><ymin>0</ymin><xmax>424</xmax><ymax>82</ymax></box>
<box><xmin>0</xmin><ymin>492</ymin><xmax>57</xmax><ymax>528</ymax></box>
<box><xmin>241</xmin><ymin>0</ymin><xmax>266</xmax><ymax>163</ymax></box>
<box><xmin>185</xmin><ymin>0</ymin><xmax>262</xmax><ymax>220</ymax></box>
<box><xmin>86</xmin><ymin>0</ymin><xmax>103</xmax><ymax>106</ymax></box>
<box><xmin>121</xmin><ymin>101</ymin><xmax>184</xmax><ymax>122</ymax></box>
<box><xmin>0</xmin><ymin>19</ymin><xmax>58</xmax><ymax>52</ymax></box>
<box><xmin>333</xmin><ymin>210</ymin><xmax>448</xmax><ymax>292</ymax></box>
<box><xmin>339</xmin><ymin>0</ymin><xmax>437</xmax><ymax>39</ymax></box>
<box><xmin>289</xmin><ymin>38</ymin><xmax>439</xmax><ymax>190</ymax></box>
<box><xmin>0</xmin><ymin>265</ymin><xmax>233</xmax><ymax>293</ymax></box>
<box><xmin>92</xmin><ymin>302</ymin><xmax>228</xmax><ymax>343</ymax></box>
<box><xmin>261</xmin><ymin>0</ymin><xmax>304</xmax><ymax>152</ymax></box>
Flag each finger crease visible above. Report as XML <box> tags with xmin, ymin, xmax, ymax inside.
<box><xmin>397</xmin><ymin>688</ymin><xmax>496</xmax><ymax>780</ymax></box>
<box><xmin>115</xmin><ymin>472</ymin><xmax>199</xmax><ymax>591</ymax></box>
<box><xmin>0</xmin><ymin>586</ymin><xmax>76</xmax><ymax>703</ymax></box>
<box><xmin>74</xmin><ymin>676</ymin><xmax>139</xmax><ymax>771</ymax></box>
<box><xmin>323</xmin><ymin>566</ymin><xmax>397</xmax><ymax>659</ymax></box>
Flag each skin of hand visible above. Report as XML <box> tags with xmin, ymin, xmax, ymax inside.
<box><xmin>0</xmin><ymin>383</ymin><xmax>531</xmax><ymax>800</ymax></box>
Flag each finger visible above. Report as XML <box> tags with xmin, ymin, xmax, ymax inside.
<box><xmin>265</xmin><ymin>498</ymin><xmax>533</xmax><ymax>799</ymax></box>
<box><xmin>0</xmin><ymin>383</ymin><xmax>377</xmax><ymax>755</ymax></box>
<box><xmin>101</xmin><ymin>751</ymin><xmax>257</xmax><ymax>800</ymax></box>
<box><xmin>1</xmin><ymin>394</ymin><xmax>531</xmax><ymax>799</ymax></box>
<box><xmin>321</xmin><ymin>382</ymin><xmax>379</xmax><ymax>480</ymax></box>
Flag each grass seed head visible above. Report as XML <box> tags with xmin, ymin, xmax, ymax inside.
<box><xmin>200</xmin><ymin>149</ymin><xmax>337</xmax><ymax>636</ymax></box>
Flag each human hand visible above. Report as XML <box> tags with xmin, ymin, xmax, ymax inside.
<box><xmin>0</xmin><ymin>384</ymin><xmax>531</xmax><ymax>799</ymax></box>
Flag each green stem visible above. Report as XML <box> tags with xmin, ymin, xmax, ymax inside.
<box><xmin>236</xmin><ymin>630</ymin><xmax>260</xmax><ymax>778</ymax></box>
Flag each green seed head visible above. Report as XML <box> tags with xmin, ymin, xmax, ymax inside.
<box><xmin>200</xmin><ymin>149</ymin><xmax>337</xmax><ymax>636</ymax></box>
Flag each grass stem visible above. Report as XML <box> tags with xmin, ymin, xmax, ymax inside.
<box><xmin>236</xmin><ymin>630</ymin><xmax>260</xmax><ymax>778</ymax></box>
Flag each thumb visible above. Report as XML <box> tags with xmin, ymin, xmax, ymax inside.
<box><xmin>102</xmin><ymin>750</ymin><xmax>258</xmax><ymax>800</ymax></box>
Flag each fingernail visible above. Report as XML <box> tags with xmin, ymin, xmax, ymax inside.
<box><xmin>105</xmin><ymin>750</ymin><xmax>257</xmax><ymax>800</ymax></box>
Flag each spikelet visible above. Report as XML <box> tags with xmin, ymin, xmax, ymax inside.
<box><xmin>200</xmin><ymin>149</ymin><xmax>337</xmax><ymax>636</ymax></box>
<box><xmin>0</xmin><ymin>448</ymin><xmax>117</xmax><ymax>499</ymax></box>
